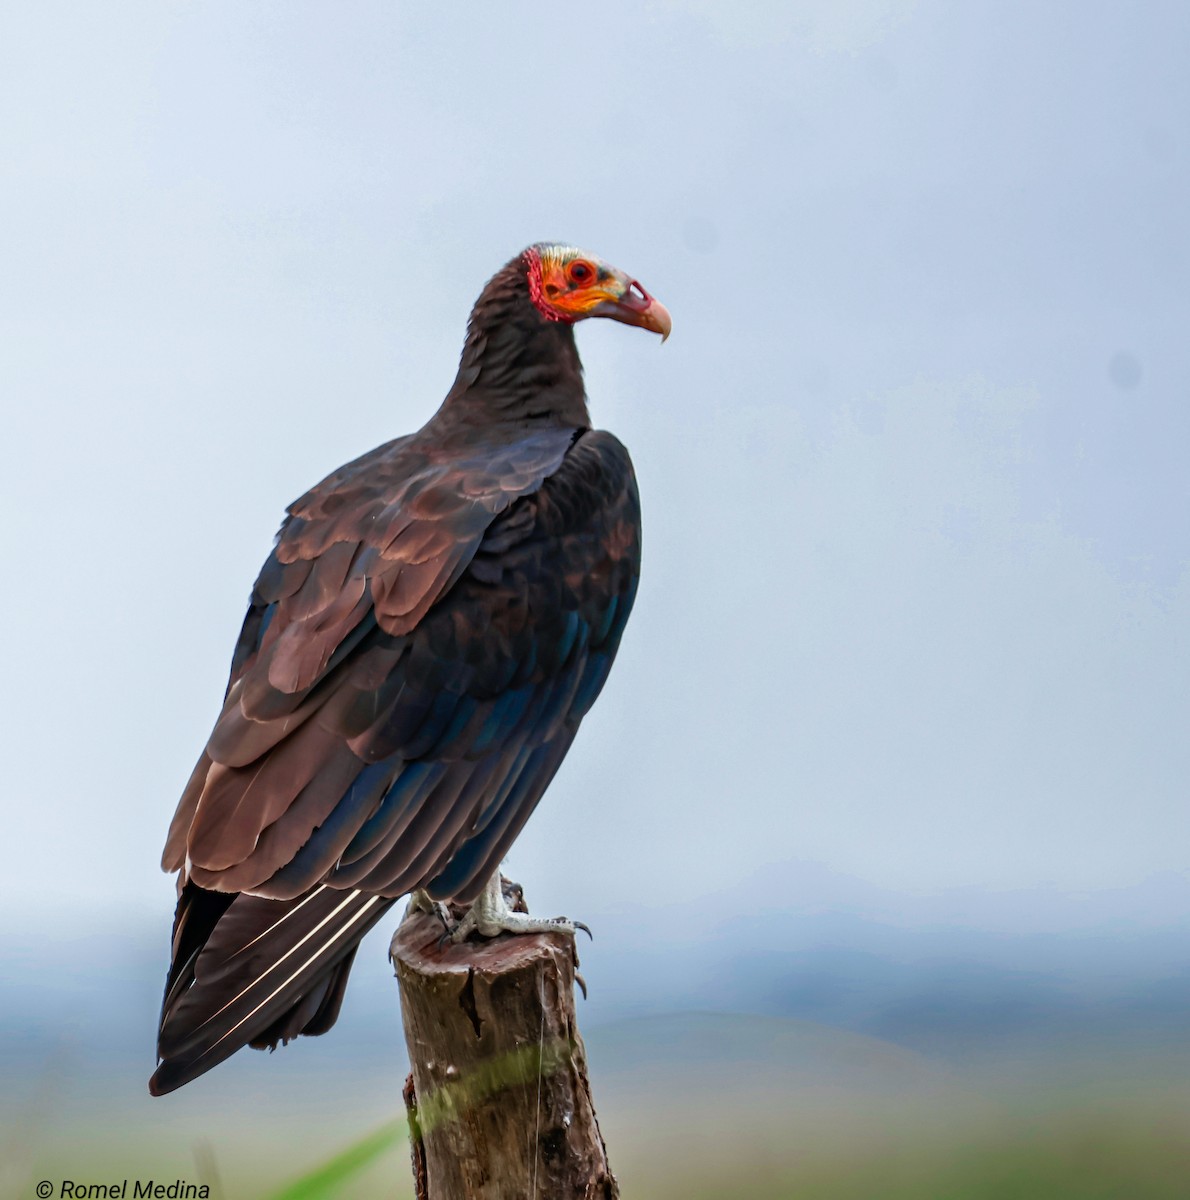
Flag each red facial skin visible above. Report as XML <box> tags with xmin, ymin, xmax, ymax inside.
<box><xmin>525</xmin><ymin>244</ymin><xmax>672</xmax><ymax>341</ymax></box>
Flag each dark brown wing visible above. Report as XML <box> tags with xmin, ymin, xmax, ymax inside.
<box><xmin>151</xmin><ymin>429</ymin><xmax>640</xmax><ymax>1093</ymax></box>
<box><xmin>161</xmin><ymin>426</ymin><xmax>577</xmax><ymax>879</ymax></box>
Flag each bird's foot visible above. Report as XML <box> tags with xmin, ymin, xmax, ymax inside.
<box><xmin>448</xmin><ymin>872</ymin><xmax>591</xmax><ymax>944</ymax></box>
<box><xmin>406</xmin><ymin>888</ymin><xmax>452</xmax><ymax>934</ymax></box>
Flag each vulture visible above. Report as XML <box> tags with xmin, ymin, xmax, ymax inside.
<box><xmin>149</xmin><ymin>243</ymin><xmax>670</xmax><ymax>1095</ymax></box>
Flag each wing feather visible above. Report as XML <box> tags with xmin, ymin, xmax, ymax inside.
<box><xmin>154</xmin><ymin>427</ymin><xmax>640</xmax><ymax>1089</ymax></box>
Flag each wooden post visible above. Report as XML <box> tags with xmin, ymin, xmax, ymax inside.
<box><xmin>390</xmin><ymin>879</ymin><xmax>619</xmax><ymax>1200</ymax></box>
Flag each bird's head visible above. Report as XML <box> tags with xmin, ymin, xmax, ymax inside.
<box><xmin>524</xmin><ymin>243</ymin><xmax>672</xmax><ymax>342</ymax></box>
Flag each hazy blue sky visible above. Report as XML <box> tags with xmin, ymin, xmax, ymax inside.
<box><xmin>2</xmin><ymin>1</ymin><xmax>1187</xmax><ymax>946</ymax></box>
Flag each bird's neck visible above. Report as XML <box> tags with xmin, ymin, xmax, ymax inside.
<box><xmin>439</xmin><ymin>260</ymin><xmax>591</xmax><ymax>432</ymax></box>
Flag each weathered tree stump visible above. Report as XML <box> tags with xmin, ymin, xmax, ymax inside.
<box><xmin>390</xmin><ymin>881</ymin><xmax>618</xmax><ymax>1199</ymax></box>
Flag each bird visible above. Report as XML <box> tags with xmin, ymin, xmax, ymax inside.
<box><xmin>149</xmin><ymin>243</ymin><xmax>670</xmax><ymax>1095</ymax></box>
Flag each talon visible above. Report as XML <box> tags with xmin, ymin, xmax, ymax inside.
<box><xmin>575</xmin><ymin>972</ymin><xmax>588</xmax><ymax>1000</ymax></box>
<box><xmin>574</xmin><ymin>920</ymin><xmax>592</xmax><ymax>941</ymax></box>
<box><xmin>449</xmin><ymin>872</ymin><xmax>591</xmax><ymax>943</ymax></box>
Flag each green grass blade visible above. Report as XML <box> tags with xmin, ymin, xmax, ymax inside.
<box><xmin>263</xmin><ymin>1119</ymin><xmax>405</xmax><ymax>1200</ymax></box>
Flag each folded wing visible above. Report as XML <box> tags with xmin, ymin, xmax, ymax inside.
<box><xmin>151</xmin><ymin>428</ymin><xmax>640</xmax><ymax>1093</ymax></box>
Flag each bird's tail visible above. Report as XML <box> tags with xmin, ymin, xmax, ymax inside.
<box><xmin>150</xmin><ymin>881</ymin><xmax>396</xmax><ymax>1096</ymax></box>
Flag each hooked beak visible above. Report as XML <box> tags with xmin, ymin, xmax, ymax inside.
<box><xmin>591</xmin><ymin>278</ymin><xmax>672</xmax><ymax>342</ymax></box>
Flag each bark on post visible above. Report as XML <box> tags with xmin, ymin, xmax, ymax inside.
<box><xmin>390</xmin><ymin>881</ymin><xmax>618</xmax><ymax>1200</ymax></box>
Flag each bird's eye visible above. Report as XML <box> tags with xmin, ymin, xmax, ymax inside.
<box><xmin>567</xmin><ymin>260</ymin><xmax>594</xmax><ymax>285</ymax></box>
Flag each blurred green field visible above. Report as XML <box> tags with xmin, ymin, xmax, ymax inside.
<box><xmin>10</xmin><ymin>1012</ymin><xmax>1190</xmax><ymax>1199</ymax></box>
<box><xmin>608</xmin><ymin>1092</ymin><xmax>1190</xmax><ymax>1199</ymax></box>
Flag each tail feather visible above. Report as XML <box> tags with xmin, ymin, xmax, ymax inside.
<box><xmin>248</xmin><ymin>945</ymin><xmax>358</xmax><ymax>1048</ymax></box>
<box><xmin>150</xmin><ymin>882</ymin><xmax>395</xmax><ymax>1096</ymax></box>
